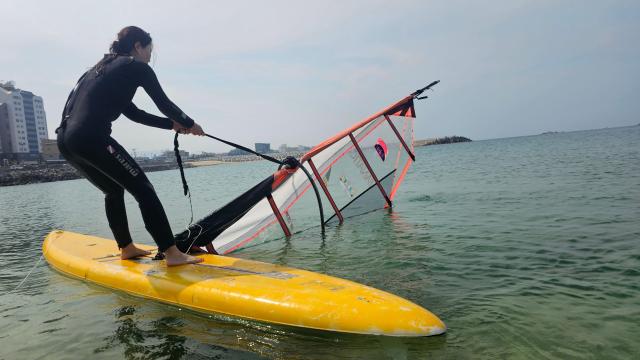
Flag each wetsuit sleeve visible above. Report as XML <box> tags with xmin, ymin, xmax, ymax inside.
<box><xmin>134</xmin><ymin>62</ymin><xmax>195</xmax><ymax>128</ymax></box>
<box><xmin>122</xmin><ymin>102</ymin><xmax>174</xmax><ymax>130</ymax></box>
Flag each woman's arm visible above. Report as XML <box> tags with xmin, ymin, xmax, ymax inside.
<box><xmin>134</xmin><ymin>62</ymin><xmax>195</xmax><ymax>129</ymax></box>
<box><xmin>122</xmin><ymin>102</ymin><xmax>173</xmax><ymax>129</ymax></box>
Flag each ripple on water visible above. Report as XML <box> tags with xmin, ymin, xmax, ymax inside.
<box><xmin>1</xmin><ymin>126</ymin><xmax>639</xmax><ymax>358</ymax></box>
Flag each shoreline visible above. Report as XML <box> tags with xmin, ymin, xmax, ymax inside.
<box><xmin>0</xmin><ymin>139</ymin><xmax>476</xmax><ymax>187</ymax></box>
<box><xmin>0</xmin><ymin>151</ymin><xmax>306</xmax><ymax>188</ymax></box>
<box><xmin>0</xmin><ymin>159</ymin><xmax>226</xmax><ymax>188</ymax></box>
<box><xmin>0</xmin><ymin>138</ymin><xmax>478</xmax><ymax>188</ymax></box>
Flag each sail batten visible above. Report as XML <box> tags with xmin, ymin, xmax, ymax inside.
<box><xmin>175</xmin><ymin>91</ymin><xmax>425</xmax><ymax>254</ymax></box>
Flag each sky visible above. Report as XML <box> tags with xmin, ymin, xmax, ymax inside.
<box><xmin>2</xmin><ymin>0</ymin><xmax>639</xmax><ymax>155</ymax></box>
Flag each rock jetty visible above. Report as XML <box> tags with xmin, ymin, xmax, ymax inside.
<box><xmin>0</xmin><ymin>163</ymin><xmax>192</xmax><ymax>187</ymax></box>
<box><xmin>414</xmin><ymin>136</ymin><xmax>471</xmax><ymax>147</ymax></box>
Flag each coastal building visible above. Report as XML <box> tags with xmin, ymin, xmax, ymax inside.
<box><xmin>228</xmin><ymin>148</ymin><xmax>250</xmax><ymax>156</ymax></box>
<box><xmin>41</xmin><ymin>139</ymin><xmax>61</xmax><ymax>161</ymax></box>
<box><xmin>0</xmin><ymin>81</ymin><xmax>49</xmax><ymax>161</ymax></box>
<box><xmin>255</xmin><ymin>143</ymin><xmax>271</xmax><ymax>153</ymax></box>
<box><xmin>0</xmin><ymin>103</ymin><xmax>10</xmax><ymax>156</ymax></box>
<box><xmin>279</xmin><ymin>144</ymin><xmax>311</xmax><ymax>152</ymax></box>
<box><xmin>0</xmin><ymin>104</ymin><xmax>6</xmax><ymax>154</ymax></box>
<box><xmin>157</xmin><ymin>149</ymin><xmax>189</xmax><ymax>162</ymax></box>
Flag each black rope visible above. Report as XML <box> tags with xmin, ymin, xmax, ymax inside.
<box><xmin>204</xmin><ymin>133</ymin><xmax>284</xmax><ymax>165</ymax></box>
<box><xmin>173</xmin><ymin>132</ymin><xmax>325</xmax><ymax>234</ymax></box>
<box><xmin>299</xmin><ymin>165</ymin><xmax>325</xmax><ymax>231</ymax></box>
<box><xmin>174</xmin><ymin>133</ymin><xmax>190</xmax><ymax>196</ymax></box>
<box><xmin>277</xmin><ymin>157</ymin><xmax>325</xmax><ymax>231</ymax></box>
<box><xmin>201</xmin><ymin>133</ymin><xmax>324</xmax><ymax>233</ymax></box>
<box><xmin>174</xmin><ymin>133</ymin><xmax>194</xmax><ymax>224</ymax></box>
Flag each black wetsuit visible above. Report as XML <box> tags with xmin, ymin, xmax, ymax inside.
<box><xmin>57</xmin><ymin>55</ymin><xmax>194</xmax><ymax>252</ymax></box>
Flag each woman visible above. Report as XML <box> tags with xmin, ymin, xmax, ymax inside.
<box><xmin>57</xmin><ymin>26</ymin><xmax>204</xmax><ymax>266</ymax></box>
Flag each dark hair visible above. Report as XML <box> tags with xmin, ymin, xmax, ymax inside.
<box><xmin>110</xmin><ymin>26</ymin><xmax>152</xmax><ymax>55</ymax></box>
<box><xmin>94</xmin><ymin>26</ymin><xmax>152</xmax><ymax>74</ymax></box>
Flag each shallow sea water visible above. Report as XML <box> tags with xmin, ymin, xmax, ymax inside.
<box><xmin>1</xmin><ymin>126</ymin><xmax>638</xmax><ymax>359</ymax></box>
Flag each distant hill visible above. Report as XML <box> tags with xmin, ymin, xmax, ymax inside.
<box><xmin>414</xmin><ymin>136</ymin><xmax>472</xmax><ymax>147</ymax></box>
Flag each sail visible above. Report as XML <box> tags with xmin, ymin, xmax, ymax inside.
<box><xmin>175</xmin><ymin>92</ymin><xmax>424</xmax><ymax>255</ymax></box>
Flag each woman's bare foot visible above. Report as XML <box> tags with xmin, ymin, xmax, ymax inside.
<box><xmin>164</xmin><ymin>245</ymin><xmax>203</xmax><ymax>266</ymax></box>
<box><xmin>121</xmin><ymin>243</ymin><xmax>152</xmax><ymax>260</ymax></box>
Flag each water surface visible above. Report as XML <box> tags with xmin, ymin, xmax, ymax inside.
<box><xmin>1</xmin><ymin>126</ymin><xmax>638</xmax><ymax>359</ymax></box>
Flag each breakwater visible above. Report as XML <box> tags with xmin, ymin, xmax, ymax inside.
<box><xmin>0</xmin><ymin>151</ymin><xmax>307</xmax><ymax>187</ymax></box>
<box><xmin>415</xmin><ymin>136</ymin><xmax>472</xmax><ymax>147</ymax></box>
<box><xmin>0</xmin><ymin>163</ymin><xmax>191</xmax><ymax>187</ymax></box>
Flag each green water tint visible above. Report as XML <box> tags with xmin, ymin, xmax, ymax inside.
<box><xmin>1</xmin><ymin>126</ymin><xmax>638</xmax><ymax>359</ymax></box>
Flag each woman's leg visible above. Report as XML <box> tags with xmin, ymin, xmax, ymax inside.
<box><xmin>61</xmin><ymin>134</ymin><xmax>201</xmax><ymax>265</ymax></box>
<box><xmin>58</xmin><ymin>133</ymin><xmax>136</xmax><ymax>249</ymax></box>
<box><xmin>92</xmin><ymin>139</ymin><xmax>175</xmax><ymax>252</ymax></box>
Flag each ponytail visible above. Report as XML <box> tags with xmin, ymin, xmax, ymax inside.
<box><xmin>94</xmin><ymin>26</ymin><xmax>152</xmax><ymax>74</ymax></box>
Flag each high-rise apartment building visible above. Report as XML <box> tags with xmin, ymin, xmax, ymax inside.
<box><xmin>0</xmin><ymin>81</ymin><xmax>49</xmax><ymax>161</ymax></box>
<box><xmin>255</xmin><ymin>143</ymin><xmax>271</xmax><ymax>153</ymax></box>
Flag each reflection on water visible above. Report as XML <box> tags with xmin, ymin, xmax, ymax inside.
<box><xmin>94</xmin><ymin>306</ymin><xmax>190</xmax><ymax>359</ymax></box>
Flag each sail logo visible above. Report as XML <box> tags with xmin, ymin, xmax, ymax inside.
<box><xmin>374</xmin><ymin>138</ymin><xmax>388</xmax><ymax>161</ymax></box>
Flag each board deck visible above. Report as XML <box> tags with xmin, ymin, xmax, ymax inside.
<box><xmin>43</xmin><ymin>230</ymin><xmax>446</xmax><ymax>336</ymax></box>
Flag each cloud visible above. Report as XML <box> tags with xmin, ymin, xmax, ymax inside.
<box><xmin>3</xmin><ymin>1</ymin><xmax>639</xmax><ymax>153</ymax></box>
